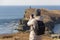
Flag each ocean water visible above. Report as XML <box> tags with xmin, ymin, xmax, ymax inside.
<box><xmin>53</xmin><ymin>24</ymin><xmax>60</xmax><ymax>34</ymax></box>
<box><xmin>0</xmin><ymin>19</ymin><xmax>19</xmax><ymax>34</ymax></box>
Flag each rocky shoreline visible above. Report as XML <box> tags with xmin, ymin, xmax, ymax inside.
<box><xmin>15</xmin><ymin>8</ymin><xmax>60</xmax><ymax>34</ymax></box>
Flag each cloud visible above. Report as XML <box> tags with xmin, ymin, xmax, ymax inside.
<box><xmin>0</xmin><ymin>0</ymin><xmax>20</xmax><ymax>5</ymax></box>
<box><xmin>0</xmin><ymin>0</ymin><xmax>60</xmax><ymax>6</ymax></box>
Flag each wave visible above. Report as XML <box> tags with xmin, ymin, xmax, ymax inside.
<box><xmin>0</xmin><ymin>19</ymin><xmax>19</xmax><ymax>34</ymax></box>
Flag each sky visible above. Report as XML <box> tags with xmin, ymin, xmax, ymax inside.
<box><xmin>0</xmin><ymin>0</ymin><xmax>60</xmax><ymax>6</ymax></box>
<box><xmin>0</xmin><ymin>0</ymin><xmax>60</xmax><ymax>19</ymax></box>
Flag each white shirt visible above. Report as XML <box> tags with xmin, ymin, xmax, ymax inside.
<box><xmin>27</xmin><ymin>16</ymin><xmax>43</xmax><ymax>40</ymax></box>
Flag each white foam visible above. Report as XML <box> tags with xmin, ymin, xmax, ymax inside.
<box><xmin>0</xmin><ymin>21</ymin><xmax>19</xmax><ymax>34</ymax></box>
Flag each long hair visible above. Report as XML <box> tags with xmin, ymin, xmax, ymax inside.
<box><xmin>31</xmin><ymin>14</ymin><xmax>34</xmax><ymax>18</ymax></box>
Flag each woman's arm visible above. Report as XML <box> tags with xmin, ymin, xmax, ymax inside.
<box><xmin>27</xmin><ymin>19</ymin><xmax>34</xmax><ymax>26</ymax></box>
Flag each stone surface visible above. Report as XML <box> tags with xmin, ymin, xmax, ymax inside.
<box><xmin>23</xmin><ymin>8</ymin><xmax>60</xmax><ymax>33</ymax></box>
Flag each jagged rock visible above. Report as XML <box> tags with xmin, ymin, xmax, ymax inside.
<box><xmin>24</xmin><ymin>8</ymin><xmax>60</xmax><ymax>23</ymax></box>
<box><xmin>24</xmin><ymin>8</ymin><xmax>36</xmax><ymax>20</ymax></box>
<box><xmin>17</xmin><ymin>19</ymin><xmax>30</xmax><ymax>31</ymax></box>
<box><xmin>23</xmin><ymin>8</ymin><xmax>60</xmax><ymax>34</ymax></box>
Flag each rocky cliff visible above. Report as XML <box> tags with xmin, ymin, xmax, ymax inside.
<box><xmin>24</xmin><ymin>8</ymin><xmax>60</xmax><ymax>22</ymax></box>
<box><xmin>24</xmin><ymin>8</ymin><xmax>60</xmax><ymax>34</ymax></box>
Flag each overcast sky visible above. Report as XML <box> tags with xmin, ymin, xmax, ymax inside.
<box><xmin>0</xmin><ymin>0</ymin><xmax>60</xmax><ymax>6</ymax></box>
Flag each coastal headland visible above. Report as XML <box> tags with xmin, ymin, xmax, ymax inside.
<box><xmin>0</xmin><ymin>8</ymin><xmax>60</xmax><ymax>40</ymax></box>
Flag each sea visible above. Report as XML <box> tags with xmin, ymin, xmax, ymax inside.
<box><xmin>53</xmin><ymin>24</ymin><xmax>60</xmax><ymax>34</ymax></box>
<box><xmin>0</xmin><ymin>19</ymin><xmax>19</xmax><ymax>34</ymax></box>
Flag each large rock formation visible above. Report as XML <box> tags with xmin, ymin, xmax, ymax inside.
<box><xmin>24</xmin><ymin>8</ymin><xmax>60</xmax><ymax>33</ymax></box>
<box><xmin>24</xmin><ymin>8</ymin><xmax>60</xmax><ymax>22</ymax></box>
